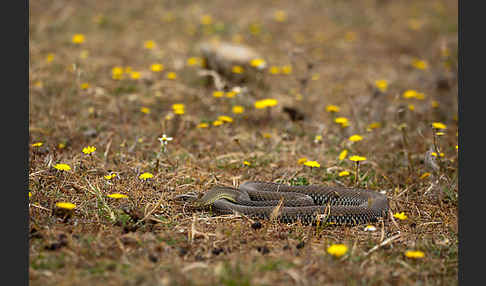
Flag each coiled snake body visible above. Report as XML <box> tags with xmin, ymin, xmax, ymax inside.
<box><xmin>178</xmin><ymin>181</ymin><xmax>389</xmax><ymax>225</ymax></box>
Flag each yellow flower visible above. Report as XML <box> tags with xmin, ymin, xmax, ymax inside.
<box><xmin>430</xmin><ymin>152</ymin><xmax>445</xmax><ymax>158</ymax></box>
<box><xmin>432</xmin><ymin>122</ymin><xmax>447</xmax><ymax>129</ymax></box>
<box><xmin>338</xmin><ymin>171</ymin><xmax>350</xmax><ymax>177</ymax></box>
<box><xmin>269</xmin><ymin>66</ymin><xmax>280</xmax><ymax>74</ymax></box>
<box><xmin>250</xmin><ymin>58</ymin><xmax>267</xmax><ymax>69</ymax></box>
<box><xmin>112</xmin><ymin>66</ymin><xmax>124</xmax><ymax>80</ymax></box>
<box><xmin>104</xmin><ymin>173</ymin><xmax>117</xmax><ymax>180</ymax></box>
<box><xmin>107</xmin><ymin>193</ymin><xmax>129</xmax><ymax>199</ymax></box>
<box><xmin>31</xmin><ymin>142</ymin><xmax>43</xmax><ymax>147</ymax></box>
<box><xmin>297</xmin><ymin>157</ymin><xmax>308</xmax><ymax>165</ymax></box>
<box><xmin>29</xmin><ymin>192</ymin><xmax>32</xmax><ymax>198</ymax></box>
<box><xmin>72</xmin><ymin>34</ymin><xmax>85</xmax><ymax>44</ymax></box>
<box><xmin>187</xmin><ymin>57</ymin><xmax>202</xmax><ymax>66</ymax></box>
<box><xmin>80</xmin><ymin>83</ymin><xmax>90</xmax><ymax>90</ymax></box>
<box><xmin>281</xmin><ymin>65</ymin><xmax>292</xmax><ymax>74</ymax></box>
<box><xmin>375</xmin><ymin>80</ymin><xmax>388</xmax><ymax>92</ymax></box>
<box><xmin>431</xmin><ymin>100</ymin><xmax>439</xmax><ymax>108</ymax></box>
<box><xmin>166</xmin><ymin>72</ymin><xmax>177</xmax><ymax>80</ymax></box>
<box><xmin>200</xmin><ymin>14</ymin><xmax>212</xmax><ymax>25</ymax></box>
<box><xmin>212</xmin><ymin>91</ymin><xmax>224</xmax><ymax>98</ymax></box>
<box><xmin>144</xmin><ymin>40</ymin><xmax>156</xmax><ymax>50</ymax></box>
<box><xmin>366</xmin><ymin>122</ymin><xmax>382</xmax><ymax>131</ymax></box>
<box><xmin>53</xmin><ymin>163</ymin><xmax>71</xmax><ymax>171</ymax></box>
<box><xmin>197</xmin><ymin>122</ymin><xmax>209</xmax><ymax>128</ymax></box>
<box><xmin>304</xmin><ymin>161</ymin><xmax>320</xmax><ymax>168</ymax></box>
<box><xmin>232</xmin><ymin>65</ymin><xmax>244</xmax><ymax>74</ymax></box>
<box><xmin>325</xmin><ymin>105</ymin><xmax>340</xmax><ymax>113</ymax></box>
<box><xmin>130</xmin><ymin>71</ymin><xmax>141</xmax><ymax>80</ymax></box>
<box><xmin>314</xmin><ymin>135</ymin><xmax>322</xmax><ymax>143</ymax></box>
<box><xmin>402</xmin><ymin>90</ymin><xmax>418</xmax><ymax>99</ymax></box>
<box><xmin>415</xmin><ymin>92</ymin><xmax>426</xmax><ymax>100</ymax></box>
<box><xmin>408</xmin><ymin>104</ymin><xmax>415</xmax><ymax>111</ymax></box>
<box><xmin>172</xmin><ymin>103</ymin><xmax>185</xmax><ymax>110</ymax></box>
<box><xmin>254</xmin><ymin>99</ymin><xmax>278</xmax><ymax>109</ymax></box>
<box><xmin>334</xmin><ymin>117</ymin><xmax>349</xmax><ymax>125</ymax></box>
<box><xmin>348</xmin><ymin>134</ymin><xmax>363</xmax><ymax>142</ymax></box>
<box><xmin>151</xmin><ymin>63</ymin><xmax>164</xmax><ymax>72</ymax></box>
<box><xmin>262</xmin><ymin>133</ymin><xmax>272</xmax><ymax>139</ymax></box>
<box><xmin>412</xmin><ymin>59</ymin><xmax>428</xmax><ymax>70</ymax></box>
<box><xmin>243</xmin><ymin>161</ymin><xmax>251</xmax><ymax>166</ymax></box>
<box><xmin>218</xmin><ymin>115</ymin><xmax>233</xmax><ymax>123</ymax></box>
<box><xmin>405</xmin><ymin>250</ymin><xmax>425</xmax><ymax>259</ymax></box>
<box><xmin>82</xmin><ymin>146</ymin><xmax>96</xmax><ymax>154</ymax></box>
<box><xmin>349</xmin><ymin>155</ymin><xmax>366</xmax><ymax>162</ymax></box>
<box><xmin>274</xmin><ymin>10</ymin><xmax>287</xmax><ymax>22</ymax></box>
<box><xmin>225</xmin><ymin>91</ymin><xmax>237</xmax><ymax>98</ymax></box>
<box><xmin>420</xmin><ymin>172</ymin><xmax>431</xmax><ymax>179</ymax></box>
<box><xmin>232</xmin><ymin>105</ymin><xmax>244</xmax><ymax>114</ymax></box>
<box><xmin>338</xmin><ymin>150</ymin><xmax>348</xmax><ymax>161</ymax></box>
<box><xmin>213</xmin><ymin>120</ymin><xmax>223</xmax><ymax>126</ymax></box>
<box><xmin>140</xmin><ymin>107</ymin><xmax>151</xmax><ymax>114</ymax></box>
<box><xmin>327</xmin><ymin>244</ymin><xmax>348</xmax><ymax>257</ymax></box>
<box><xmin>393</xmin><ymin>212</ymin><xmax>408</xmax><ymax>220</ymax></box>
<box><xmin>139</xmin><ymin>172</ymin><xmax>154</xmax><ymax>180</ymax></box>
<box><xmin>56</xmin><ymin>202</ymin><xmax>76</xmax><ymax>210</ymax></box>
<box><xmin>58</xmin><ymin>142</ymin><xmax>66</xmax><ymax>149</ymax></box>
<box><xmin>46</xmin><ymin>53</ymin><xmax>55</xmax><ymax>63</ymax></box>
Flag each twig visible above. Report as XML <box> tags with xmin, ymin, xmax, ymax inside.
<box><xmin>364</xmin><ymin>233</ymin><xmax>402</xmax><ymax>256</ymax></box>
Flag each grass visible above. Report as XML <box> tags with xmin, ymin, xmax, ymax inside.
<box><xmin>29</xmin><ymin>0</ymin><xmax>458</xmax><ymax>285</ymax></box>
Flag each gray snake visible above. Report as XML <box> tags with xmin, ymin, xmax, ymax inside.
<box><xmin>177</xmin><ymin>181</ymin><xmax>389</xmax><ymax>225</ymax></box>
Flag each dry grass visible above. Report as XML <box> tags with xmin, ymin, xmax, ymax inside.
<box><xmin>29</xmin><ymin>0</ymin><xmax>458</xmax><ymax>285</ymax></box>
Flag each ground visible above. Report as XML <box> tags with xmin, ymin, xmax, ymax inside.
<box><xmin>29</xmin><ymin>0</ymin><xmax>458</xmax><ymax>285</ymax></box>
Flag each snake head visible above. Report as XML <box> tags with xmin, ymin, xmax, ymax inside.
<box><xmin>173</xmin><ymin>192</ymin><xmax>203</xmax><ymax>205</ymax></box>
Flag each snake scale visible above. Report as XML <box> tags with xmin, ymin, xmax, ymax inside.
<box><xmin>177</xmin><ymin>181</ymin><xmax>389</xmax><ymax>225</ymax></box>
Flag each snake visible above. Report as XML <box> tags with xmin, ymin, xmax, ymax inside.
<box><xmin>176</xmin><ymin>181</ymin><xmax>389</xmax><ymax>225</ymax></box>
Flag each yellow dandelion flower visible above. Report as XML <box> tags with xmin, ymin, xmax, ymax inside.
<box><xmin>29</xmin><ymin>192</ymin><xmax>32</xmax><ymax>198</ymax></box>
<box><xmin>225</xmin><ymin>91</ymin><xmax>237</xmax><ymax>98</ymax></box>
<box><xmin>412</xmin><ymin>59</ymin><xmax>428</xmax><ymax>70</ymax></box>
<box><xmin>326</xmin><ymin>105</ymin><xmax>340</xmax><ymax>113</ymax></box>
<box><xmin>212</xmin><ymin>91</ymin><xmax>224</xmax><ymax>98</ymax></box>
<box><xmin>402</xmin><ymin>90</ymin><xmax>418</xmax><ymax>99</ymax></box>
<box><xmin>187</xmin><ymin>57</ymin><xmax>202</xmax><ymax>66</ymax></box>
<box><xmin>327</xmin><ymin>244</ymin><xmax>348</xmax><ymax>257</ymax></box>
<box><xmin>432</xmin><ymin>122</ymin><xmax>447</xmax><ymax>129</ymax></box>
<box><xmin>104</xmin><ymin>173</ymin><xmax>117</xmax><ymax>180</ymax></box>
<box><xmin>405</xmin><ymin>250</ymin><xmax>425</xmax><ymax>259</ymax></box>
<box><xmin>408</xmin><ymin>104</ymin><xmax>415</xmax><ymax>111</ymax></box>
<box><xmin>274</xmin><ymin>10</ymin><xmax>287</xmax><ymax>22</ymax></box>
<box><xmin>197</xmin><ymin>122</ymin><xmax>209</xmax><ymax>128</ymax></box>
<box><xmin>151</xmin><ymin>63</ymin><xmax>164</xmax><ymax>72</ymax></box>
<box><xmin>269</xmin><ymin>66</ymin><xmax>280</xmax><ymax>74</ymax></box>
<box><xmin>254</xmin><ymin>98</ymin><xmax>278</xmax><ymax>109</ymax></box>
<box><xmin>375</xmin><ymin>80</ymin><xmax>388</xmax><ymax>92</ymax></box>
<box><xmin>166</xmin><ymin>72</ymin><xmax>177</xmax><ymax>80</ymax></box>
<box><xmin>232</xmin><ymin>65</ymin><xmax>244</xmax><ymax>74</ymax></box>
<box><xmin>334</xmin><ymin>117</ymin><xmax>349</xmax><ymax>125</ymax></box>
<box><xmin>232</xmin><ymin>105</ymin><xmax>244</xmax><ymax>114</ymax></box>
<box><xmin>366</xmin><ymin>122</ymin><xmax>382</xmax><ymax>131</ymax></box>
<box><xmin>140</xmin><ymin>107</ymin><xmax>151</xmax><ymax>114</ymax></box>
<box><xmin>243</xmin><ymin>161</ymin><xmax>251</xmax><ymax>166</ymax></box>
<box><xmin>139</xmin><ymin>172</ymin><xmax>154</xmax><ymax>180</ymax></box>
<box><xmin>304</xmin><ymin>161</ymin><xmax>320</xmax><ymax>168</ymax></box>
<box><xmin>130</xmin><ymin>71</ymin><xmax>141</xmax><ymax>80</ymax></box>
<box><xmin>31</xmin><ymin>142</ymin><xmax>43</xmax><ymax>147</ymax></box>
<box><xmin>112</xmin><ymin>66</ymin><xmax>124</xmax><ymax>80</ymax></box>
<box><xmin>82</xmin><ymin>146</ymin><xmax>96</xmax><ymax>154</ymax></box>
<box><xmin>107</xmin><ymin>193</ymin><xmax>129</xmax><ymax>199</ymax></box>
<box><xmin>393</xmin><ymin>212</ymin><xmax>408</xmax><ymax>220</ymax></box>
<box><xmin>58</xmin><ymin>142</ymin><xmax>66</xmax><ymax>149</ymax></box>
<box><xmin>349</xmin><ymin>155</ymin><xmax>366</xmax><ymax>162</ymax></box>
<box><xmin>297</xmin><ymin>157</ymin><xmax>308</xmax><ymax>165</ymax></box>
<box><xmin>213</xmin><ymin>120</ymin><xmax>223</xmax><ymax>126</ymax></box>
<box><xmin>250</xmin><ymin>58</ymin><xmax>267</xmax><ymax>69</ymax></box>
<box><xmin>46</xmin><ymin>53</ymin><xmax>55</xmax><ymax>63</ymax></box>
<box><xmin>144</xmin><ymin>40</ymin><xmax>156</xmax><ymax>50</ymax></box>
<box><xmin>338</xmin><ymin>150</ymin><xmax>348</xmax><ymax>161</ymax></box>
<box><xmin>263</xmin><ymin>133</ymin><xmax>272</xmax><ymax>139</ymax></box>
<box><xmin>314</xmin><ymin>135</ymin><xmax>322</xmax><ymax>143</ymax></box>
<box><xmin>80</xmin><ymin>83</ymin><xmax>90</xmax><ymax>90</ymax></box>
<box><xmin>420</xmin><ymin>172</ymin><xmax>431</xmax><ymax>179</ymax></box>
<box><xmin>348</xmin><ymin>134</ymin><xmax>363</xmax><ymax>142</ymax></box>
<box><xmin>56</xmin><ymin>202</ymin><xmax>76</xmax><ymax>210</ymax></box>
<box><xmin>218</xmin><ymin>115</ymin><xmax>233</xmax><ymax>123</ymax></box>
<box><xmin>72</xmin><ymin>34</ymin><xmax>85</xmax><ymax>44</ymax></box>
<box><xmin>338</xmin><ymin>171</ymin><xmax>350</xmax><ymax>177</ymax></box>
<box><xmin>281</xmin><ymin>65</ymin><xmax>292</xmax><ymax>74</ymax></box>
<box><xmin>53</xmin><ymin>163</ymin><xmax>71</xmax><ymax>171</ymax></box>
<box><xmin>431</xmin><ymin>100</ymin><xmax>439</xmax><ymax>108</ymax></box>
<box><xmin>200</xmin><ymin>14</ymin><xmax>212</xmax><ymax>25</ymax></box>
